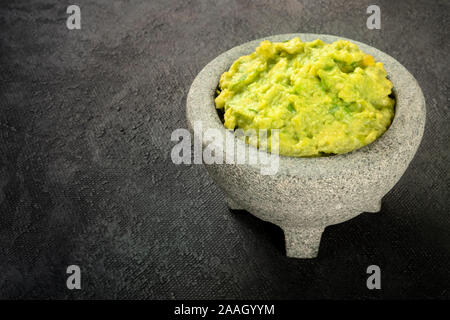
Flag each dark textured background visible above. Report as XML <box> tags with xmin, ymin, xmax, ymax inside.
<box><xmin>0</xmin><ymin>0</ymin><xmax>449</xmax><ymax>299</ymax></box>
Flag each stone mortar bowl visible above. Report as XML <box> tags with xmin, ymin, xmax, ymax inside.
<box><xmin>186</xmin><ymin>33</ymin><xmax>426</xmax><ymax>258</ymax></box>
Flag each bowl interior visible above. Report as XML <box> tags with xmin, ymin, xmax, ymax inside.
<box><xmin>187</xmin><ymin>33</ymin><xmax>426</xmax><ymax>177</ymax></box>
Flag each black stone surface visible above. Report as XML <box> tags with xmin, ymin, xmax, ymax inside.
<box><xmin>0</xmin><ymin>0</ymin><xmax>449</xmax><ymax>299</ymax></box>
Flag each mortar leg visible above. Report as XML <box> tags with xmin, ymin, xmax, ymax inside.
<box><xmin>283</xmin><ymin>226</ymin><xmax>325</xmax><ymax>258</ymax></box>
<box><xmin>225</xmin><ymin>196</ymin><xmax>243</xmax><ymax>210</ymax></box>
<box><xmin>365</xmin><ymin>199</ymin><xmax>382</xmax><ymax>213</ymax></box>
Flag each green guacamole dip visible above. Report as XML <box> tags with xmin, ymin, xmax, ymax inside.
<box><xmin>215</xmin><ymin>38</ymin><xmax>395</xmax><ymax>157</ymax></box>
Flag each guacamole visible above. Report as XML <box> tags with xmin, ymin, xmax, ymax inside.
<box><xmin>215</xmin><ymin>38</ymin><xmax>395</xmax><ymax>157</ymax></box>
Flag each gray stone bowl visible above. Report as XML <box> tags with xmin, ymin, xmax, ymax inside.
<box><xmin>186</xmin><ymin>33</ymin><xmax>426</xmax><ymax>258</ymax></box>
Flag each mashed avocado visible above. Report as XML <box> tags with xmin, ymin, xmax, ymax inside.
<box><xmin>215</xmin><ymin>38</ymin><xmax>395</xmax><ymax>157</ymax></box>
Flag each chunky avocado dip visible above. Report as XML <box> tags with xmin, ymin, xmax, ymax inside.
<box><xmin>215</xmin><ymin>38</ymin><xmax>395</xmax><ymax>157</ymax></box>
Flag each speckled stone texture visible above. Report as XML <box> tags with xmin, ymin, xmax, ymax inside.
<box><xmin>1</xmin><ymin>0</ymin><xmax>449</xmax><ymax>299</ymax></box>
<box><xmin>187</xmin><ymin>34</ymin><xmax>426</xmax><ymax>258</ymax></box>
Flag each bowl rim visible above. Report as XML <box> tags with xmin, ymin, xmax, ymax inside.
<box><xmin>186</xmin><ymin>33</ymin><xmax>426</xmax><ymax>177</ymax></box>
